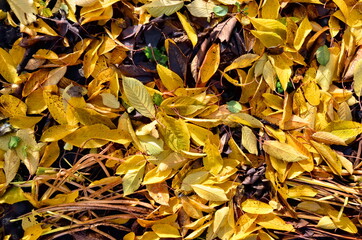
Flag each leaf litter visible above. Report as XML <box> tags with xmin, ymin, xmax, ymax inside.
<box><xmin>0</xmin><ymin>0</ymin><xmax>362</xmax><ymax>239</ymax></box>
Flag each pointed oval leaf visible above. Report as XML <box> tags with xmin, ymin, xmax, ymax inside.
<box><xmin>241</xmin><ymin>199</ymin><xmax>273</xmax><ymax>214</ymax></box>
<box><xmin>123</xmin><ymin>76</ymin><xmax>156</xmax><ymax>119</ymax></box>
<box><xmin>177</xmin><ymin>12</ymin><xmax>198</xmax><ymax>47</ymax></box>
<box><xmin>157</xmin><ymin>64</ymin><xmax>184</xmax><ymax>91</ymax></box>
<box><xmin>144</xmin><ymin>0</ymin><xmax>184</xmax><ymax>17</ymax></box>
<box><xmin>191</xmin><ymin>184</ymin><xmax>228</xmax><ymax>202</ymax></box>
<box><xmin>263</xmin><ymin>140</ymin><xmax>309</xmax><ymax>162</ymax></box>
<box><xmin>199</xmin><ymin>43</ymin><xmax>220</xmax><ymax>85</ymax></box>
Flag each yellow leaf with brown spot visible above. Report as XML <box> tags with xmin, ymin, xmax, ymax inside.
<box><xmin>0</xmin><ymin>95</ymin><xmax>27</xmax><ymax>117</ymax></box>
<box><xmin>43</xmin><ymin>91</ymin><xmax>68</xmax><ymax>125</ymax></box>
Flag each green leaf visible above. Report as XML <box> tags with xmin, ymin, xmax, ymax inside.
<box><xmin>8</xmin><ymin>136</ymin><xmax>21</xmax><ymax>149</ymax></box>
<box><xmin>316</xmin><ymin>45</ymin><xmax>330</xmax><ymax>66</ymax></box>
<box><xmin>123</xmin><ymin>76</ymin><xmax>156</xmax><ymax>119</ymax></box>
<box><xmin>153</xmin><ymin>93</ymin><xmax>163</xmax><ymax>106</ymax></box>
<box><xmin>227</xmin><ymin>100</ymin><xmax>242</xmax><ymax>113</ymax></box>
<box><xmin>213</xmin><ymin>5</ymin><xmax>228</xmax><ymax>17</ymax></box>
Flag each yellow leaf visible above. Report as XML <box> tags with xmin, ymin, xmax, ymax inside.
<box><xmin>40</xmin><ymin>125</ymin><xmax>79</xmax><ymax>142</ymax></box>
<box><xmin>144</xmin><ymin>0</ymin><xmax>184</xmax><ymax>17</ymax></box>
<box><xmin>116</xmin><ymin>155</ymin><xmax>147</xmax><ymax>196</ymax></box>
<box><xmin>152</xmin><ymin>223</ymin><xmax>181</xmax><ymax>238</ymax></box>
<box><xmin>226</xmin><ymin>113</ymin><xmax>264</xmax><ymax>128</ymax></box>
<box><xmin>331</xmin><ymin>0</ymin><xmax>349</xmax><ymax>22</ymax></box>
<box><xmin>33</xmin><ymin>49</ymin><xmax>59</xmax><ymax>60</ymax></box>
<box><xmin>100</xmin><ymin>92</ymin><xmax>121</xmax><ymax>108</ymax></box>
<box><xmin>89</xmin><ymin>176</ymin><xmax>122</xmax><ymax>186</ymax></box>
<box><xmin>191</xmin><ymin>184</ymin><xmax>228</xmax><ymax>202</ymax></box>
<box><xmin>21</xmin><ymin>223</ymin><xmax>43</xmax><ymax>240</ymax></box>
<box><xmin>268</xmin><ymin>54</ymin><xmax>293</xmax><ymax>91</ymax></box>
<box><xmin>261</xmin><ymin>0</ymin><xmax>279</xmax><ymax>19</ymax></box>
<box><xmin>32</xmin><ymin>18</ymin><xmax>58</xmax><ymax>36</ymax></box>
<box><xmin>327</xmin><ymin>209</ymin><xmax>358</xmax><ymax>233</ymax></box>
<box><xmin>294</xmin><ymin>17</ymin><xmax>312</xmax><ymax>50</ymax></box>
<box><xmin>185</xmin><ymin>221</ymin><xmax>212</xmax><ymax>239</ymax></box>
<box><xmin>123</xmin><ymin>76</ymin><xmax>156</xmax><ymax>119</ymax></box>
<box><xmin>262</xmin><ymin>93</ymin><xmax>283</xmax><ymax>110</ymax></box>
<box><xmin>263</xmin><ymin>60</ymin><xmax>277</xmax><ymax>89</ymax></box>
<box><xmin>312</xmin><ymin>131</ymin><xmax>347</xmax><ymax>146</ymax></box>
<box><xmin>177</xmin><ymin>12</ymin><xmax>197</xmax><ymax>47</ymax></box>
<box><xmin>263</xmin><ymin>140</ymin><xmax>309</xmax><ymax>162</ymax></box>
<box><xmin>287</xmin><ymin>185</ymin><xmax>318</xmax><ymax>198</ymax></box>
<box><xmin>251</xmin><ymin>30</ymin><xmax>284</xmax><ymax>48</ymax></box>
<box><xmin>4</xmin><ymin>149</ymin><xmax>20</xmax><ymax>185</ymax></box>
<box><xmin>199</xmin><ymin>44</ymin><xmax>220</xmax><ymax>85</ymax></box>
<box><xmin>0</xmin><ymin>186</ymin><xmax>27</xmax><ymax>204</ymax></box>
<box><xmin>26</xmin><ymin>89</ymin><xmax>47</xmax><ymax>114</ymax></box>
<box><xmin>0</xmin><ymin>94</ymin><xmax>27</xmax><ymax>117</ymax></box>
<box><xmin>181</xmin><ymin>170</ymin><xmax>209</xmax><ymax>192</ymax></box>
<box><xmin>83</xmin><ymin>39</ymin><xmax>102</xmax><ymax>78</ymax></box>
<box><xmin>9</xmin><ymin>116</ymin><xmax>42</xmax><ymax>129</ymax></box>
<box><xmin>157</xmin><ymin>112</ymin><xmax>190</xmax><ymax>152</ymax></box>
<box><xmin>337</xmin><ymin>154</ymin><xmax>353</xmax><ymax>175</ymax></box>
<box><xmin>23</xmin><ymin>69</ymin><xmax>49</xmax><ymax>97</ymax></box>
<box><xmin>353</xmin><ymin>58</ymin><xmax>362</xmax><ymax>96</ymax></box>
<box><xmin>316</xmin><ymin>216</ymin><xmax>337</xmax><ymax>230</ymax></box>
<box><xmin>73</xmin><ymin>107</ymin><xmax>116</xmax><ymax>129</ymax></box>
<box><xmin>15</xmin><ymin>129</ymin><xmax>41</xmax><ymax>175</ymax></box>
<box><xmin>224</xmin><ymin>53</ymin><xmax>259</xmax><ymax>72</ymax></box>
<box><xmin>213</xmin><ymin>206</ymin><xmax>229</xmax><ymax>232</ymax></box>
<box><xmin>250</xmin><ymin>18</ymin><xmax>286</xmax><ymax>35</ymax></box>
<box><xmin>41</xmin><ymin>191</ymin><xmax>79</xmax><ymax>206</ymax></box>
<box><xmin>43</xmin><ymin>90</ymin><xmax>68</xmax><ymax>125</ymax></box>
<box><xmin>302</xmin><ymin>80</ymin><xmax>320</xmax><ymax>106</ymax></box>
<box><xmin>147</xmin><ymin>182</ymin><xmax>170</xmax><ymax>206</ymax></box>
<box><xmin>186</xmin><ymin>0</ymin><xmax>215</xmax><ymax>18</ymax></box>
<box><xmin>311</xmin><ymin>140</ymin><xmax>342</xmax><ymax>175</ymax></box>
<box><xmin>156</xmin><ymin>64</ymin><xmax>184</xmax><ymax>91</ymax></box>
<box><xmin>39</xmin><ymin>142</ymin><xmax>60</xmax><ymax>167</ymax></box>
<box><xmin>203</xmin><ymin>139</ymin><xmax>223</xmax><ymax>175</ymax></box>
<box><xmin>256</xmin><ymin>214</ymin><xmax>295</xmax><ymax>232</ymax></box>
<box><xmin>242</xmin><ymin>126</ymin><xmax>258</xmax><ymax>155</ymax></box>
<box><xmin>7</xmin><ymin>0</ymin><xmax>36</xmax><ymax>25</ymax></box>
<box><xmin>45</xmin><ymin>66</ymin><xmax>67</xmax><ymax>86</ymax></box>
<box><xmin>323</xmin><ymin>121</ymin><xmax>362</xmax><ymax>143</ymax></box>
<box><xmin>142</xmin><ymin>167</ymin><xmax>172</xmax><ymax>185</ymax></box>
<box><xmin>241</xmin><ymin>199</ymin><xmax>274</xmax><ymax>214</ymax></box>
<box><xmin>63</xmin><ymin>124</ymin><xmax>131</xmax><ymax>148</ymax></box>
<box><xmin>160</xmin><ymin>96</ymin><xmax>205</xmax><ymax>116</ymax></box>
